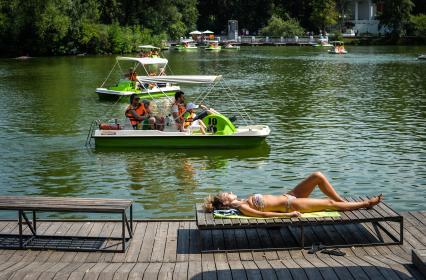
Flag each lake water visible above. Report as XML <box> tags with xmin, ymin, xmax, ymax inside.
<box><xmin>0</xmin><ymin>46</ymin><xmax>425</xmax><ymax>218</ymax></box>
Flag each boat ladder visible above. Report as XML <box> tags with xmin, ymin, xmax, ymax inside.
<box><xmin>85</xmin><ymin>120</ymin><xmax>100</xmax><ymax>147</ymax></box>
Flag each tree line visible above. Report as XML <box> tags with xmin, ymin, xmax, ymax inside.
<box><xmin>0</xmin><ymin>0</ymin><xmax>425</xmax><ymax>56</ymax></box>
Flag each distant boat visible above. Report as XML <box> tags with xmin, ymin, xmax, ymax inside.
<box><xmin>160</xmin><ymin>40</ymin><xmax>170</xmax><ymax>50</ymax></box>
<box><xmin>175</xmin><ymin>39</ymin><xmax>198</xmax><ymax>51</ymax></box>
<box><xmin>96</xmin><ymin>56</ymin><xmax>180</xmax><ymax>101</ymax></box>
<box><xmin>14</xmin><ymin>56</ymin><xmax>31</xmax><ymax>60</ymax></box>
<box><xmin>138</xmin><ymin>45</ymin><xmax>161</xmax><ymax>58</ymax></box>
<box><xmin>328</xmin><ymin>41</ymin><xmax>347</xmax><ymax>54</ymax></box>
<box><xmin>223</xmin><ymin>41</ymin><xmax>240</xmax><ymax>50</ymax></box>
<box><xmin>418</xmin><ymin>54</ymin><xmax>426</xmax><ymax>60</ymax></box>
<box><xmin>205</xmin><ymin>40</ymin><xmax>221</xmax><ymax>51</ymax></box>
<box><xmin>312</xmin><ymin>37</ymin><xmax>332</xmax><ymax>47</ymax></box>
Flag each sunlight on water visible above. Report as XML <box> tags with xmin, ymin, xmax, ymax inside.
<box><xmin>0</xmin><ymin>45</ymin><xmax>425</xmax><ymax>218</ymax></box>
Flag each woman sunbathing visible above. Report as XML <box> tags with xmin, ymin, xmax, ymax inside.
<box><xmin>204</xmin><ymin>172</ymin><xmax>383</xmax><ymax>217</ymax></box>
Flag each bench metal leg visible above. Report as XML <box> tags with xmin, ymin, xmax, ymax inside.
<box><xmin>18</xmin><ymin>210</ymin><xmax>23</xmax><ymax>248</ymax></box>
<box><xmin>22</xmin><ymin>212</ymin><xmax>36</xmax><ymax>236</ymax></box>
<box><xmin>33</xmin><ymin>211</ymin><xmax>37</xmax><ymax>234</ymax></box>
<box><xmin>130</xmin><ymin>204</ymin><xmax>133</xmax><ymax>235</ymax></box>
<box><xmin>124</xmin><ymin>212</ymin><xmax>132</xmax><ymax>239</ymax></box>
<box><xmin>121</xmin><ymin>212</ymin><xmax>126</xmax><ymax>252</ymax></box>
<box><xmin>373</xmin><ymin>219</ymin><xmax>403</xmax><ymax>245</ymax></box>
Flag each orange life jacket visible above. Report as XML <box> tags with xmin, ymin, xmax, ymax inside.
<box><xmin>129</xmin><ymin>72</ymin><xmax>137</xmax><ymax>81</ymax></box>
<box><xmin>126</xmin><ymin>103</ymin><xmax>145</xmax><ymax>126</ymax></box>
<box><xmin>174</xmin><ymin>102</ymin><xmax>185</xmax><ymax>123</ymax></box>
<box><xmin>184</xmin><ymin>112</ymin><xmax>196</xmax><ymax>128</ymax></box>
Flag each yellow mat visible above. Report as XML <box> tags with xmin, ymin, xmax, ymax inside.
<box><xmin>213</xmin><ymin>211</ymin><xmax>340</xmax><ymax>219</ymax></box>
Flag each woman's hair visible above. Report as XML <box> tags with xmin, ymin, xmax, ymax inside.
<box><xmin>203</xmin><ymin>192</ymin><xmax>241</xmax><ymax>212</ymax></box>
<box><xmin>203</xmin><ymin>193</ymin><xmax>228</xmax><ymax>212</ymax></box>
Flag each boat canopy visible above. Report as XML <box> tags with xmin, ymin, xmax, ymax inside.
<box><xmin>202</xmin><ymin>30</ymin><xmax>214</xmax><ymax>34</ymax></box>
<box><xmin>138</xmin><ymin>45</ymin><xmax>160</xmax><ymax>50</ymax></box>
<box><xmin>136</xmin><ymin>75</ymin><xmax>222</xmax><ymax>84</ymax></box>
<box><xmin>116</xmin><ymin>56</ymin><xmax>168</xmax><ymax>66</ymax></box>
<box><xmin>189</xmin><ymin>30</ymin><xmax>202</xmax><ymax>35</ymax></box>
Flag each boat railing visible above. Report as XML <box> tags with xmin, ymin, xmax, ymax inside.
<box><xmin>239</xmin><ymin>36</ymin><xmax>317</xmax><ymax>44</ymax></box>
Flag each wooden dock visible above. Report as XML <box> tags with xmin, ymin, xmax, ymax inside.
<box><xmin>0</xmin><ymin>211</ymin><xmax>425</xmax><ymax>279</ymax></box>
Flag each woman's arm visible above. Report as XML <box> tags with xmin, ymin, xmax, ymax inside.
<box><xmin>238</xmin><ymin>204</ymin><xmax>301</xmax><ymax>218</ymax></box>
<box><xmin>130</xmin><ymin>110</ymin><xmax>145</xmax><ymax>121</ymax></box>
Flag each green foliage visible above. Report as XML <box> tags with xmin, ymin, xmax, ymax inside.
<box><xmin>197</xmin><ymin>0</ymin><xmax>274</xmax><ymax>35</ymax></box>
<box><xmin>1</xmin><ymin>0</ymin><xmax>426</xmax><ymax>56</ymax></box>
<box><xmin>310</xmin><ymin>0</ymin><xmax>338</xmax><ymax>31</ymax></box>
<box><xmin>0</xmin><ymin>0</ymin><xmax>198</xmax><ymax>56</ymax></box>
<box><xmin>260</xmin><ymin>16</ymin><xmax>304</xmax><ymax>37</ymax></box>
<box><xmin>376</xmin><ymin>0</ymin><xmax>414</xmax><ymax>38</ymax></box>
<box><xmin>411</xmin><ymin>14</ymin><xmax>426</xmax><ymax>37</ymax></box>
<box><xmin>35</xmin><ymin>1</ymin><xmax>70</xmax><ymax>54</ymax></box>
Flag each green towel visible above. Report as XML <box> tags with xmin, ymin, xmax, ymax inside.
<box><xmin>213</xmin><ymin>211</ymin><xmax>340</xmax><ymax>219</ymax></box>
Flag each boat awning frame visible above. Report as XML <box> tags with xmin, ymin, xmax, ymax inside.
<box><xmin>116</xmin><ymin>56</ymin><xmax>168</xmax><ymax>66</ymax></box>
<box><xmin>138</xmin><ymin>45</ymin><xmax>160</xmax><ymax>50</ymax></box>
<box><xmin>136</xmin><ymin>75</ymin><xmax>222</xmax><ymax>84</ymax></box>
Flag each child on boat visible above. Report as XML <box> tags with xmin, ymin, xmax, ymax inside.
<box><xmin>184</xmin><ymin>103</ymin><xmax>207</xmax><ymax>134</ymax></box>
<box><xmin>204</xmin><ymin>172</ymin><xmax>383</xmax><ymax>217</ymax></box>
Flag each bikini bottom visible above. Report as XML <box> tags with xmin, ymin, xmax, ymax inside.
<box><xmin>282</xmin><ymin>193</ymin><xmax>296</xmax><ymax>212</ymax></box>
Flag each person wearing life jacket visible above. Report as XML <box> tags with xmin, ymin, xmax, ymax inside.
<box><xmin>184</xmin><ymin>103</ymin><xmax>206</xmax><ymax>134</ymax></box>
<box><xmin>125</xmin><ymin>68</ymin><xmax>137</xmax><ymax>81</ymax></box>
<box><xmin>125</xmin><ymin>94</ymin><xmax>149</xmax><ymax>130</ymax></box>
<box><xmin>171</xmin><ymin>91</ymin><xmax>186</xmax><ymax>132</ymax></box>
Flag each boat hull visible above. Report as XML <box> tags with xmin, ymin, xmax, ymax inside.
<box><xmin>175</xmin><ymin>46</ymin><xmax>198</xmax><ymax>51</ymax></box>
<box><xmin>328</xmin><ymin>50</ymin><xmax>347</xmax><ymax>54</ymax></box>
<box><xmin>313</xmin><ymin>44</ymin><xmax>332</xmax><ymax>47</ymax></box>
<box><xmin>94</xmin><ymin>135</ymin><xmax>267</xmax><ymax>148</ymax></box>
<box><xmin>92</xmin><ymin>125</ymin><xmax>270</xmax><ymax>148</ymax></box>
<box><xmin>205</xmin><ymin>47</ymin><xmax>221</xmax><ymax>51</ymax></box>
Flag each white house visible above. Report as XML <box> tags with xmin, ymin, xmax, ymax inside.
<box><xmin>347</xmin><ymin>0</ymin><xmax>384</xmax><ymax>35</ymax></box>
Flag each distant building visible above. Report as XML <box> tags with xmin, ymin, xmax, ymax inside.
<box><xmin>227</xmin><ymin>20</ymin><xmax>238</xmax><ymax>40</ymax></box>
<box><xmin>347</xmin><ymin>0</ymin><xmax>384</xmax><ymax>35</ymax></box>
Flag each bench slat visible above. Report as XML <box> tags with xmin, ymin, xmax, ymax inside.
<box><xmin>377</xmin><ymin>201</ymin><xmax>401</xmax><ymax>218</ymax></box>
<box><xmin>195</xmin><ymin>204</ymin><xmax>207</xmax><ymax>227</ymax></box>
<box><xmin>0</xmin><ymin>196</ymin><xmax>132</xmax><ymax>205</ymax></box>
<box><xmin>0</xmin><ymin>195</ymin><xmax>132</xmax><ymax>213</ymax></box>
<box><xmin>359</xmin><ymin>196</ymin><xmax>384</xmax><ymax>219</ymax></box>
<box><xmin>0</xmin><ymin>205</ymin><xmax>127</xmax><ymax>213</ymax></box>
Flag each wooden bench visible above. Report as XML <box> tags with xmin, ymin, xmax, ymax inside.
<box><xmin>196</xmin><ymin>197</ymin><xmax>403</xmax><ymax>251</ymax></box>
<box><xmin>0</xmin><ymin>196</ymin><xmax>133</xmax><ymax>252</ymax></box>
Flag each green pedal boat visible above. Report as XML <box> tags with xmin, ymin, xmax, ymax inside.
<box><xmin>174</xmin><ymin>39</ymin><xmax>198</xmax><ymax>51</ymax></box>
<box><xmin>96</xmin><ymin>56</ymin><xmax>180</xmax><ymax>101</ymax></box>
<box><xmin>89</xmin><ymin>75</ymin><xmax>270</xmax><ymax>148</ymax></box>
<box><xmin>205</xmin><ymin>40</ymin><xmax>221</xmax><ymax>51</ymax></box>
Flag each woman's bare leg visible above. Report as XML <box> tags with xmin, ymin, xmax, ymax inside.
<box><xmin>288</xmin><ymin>172</ymin><xmax>345</xmax><ymax>202</ymax></box>
<box><xmin>290</xmin><ymin>195</ymin><xmax>383</xmax><ymax>212</ymax></box>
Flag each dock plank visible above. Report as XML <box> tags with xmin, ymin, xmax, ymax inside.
<box><xmin>0</xmin><ymin>212</ymin><xmax>424</xmax><ymax>279</ymax></box>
